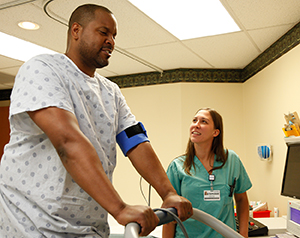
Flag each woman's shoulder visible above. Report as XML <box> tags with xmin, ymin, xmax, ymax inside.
<box><xmin>167</xmin><ymin>155</ymin><xmax>187</xmax><ymax>172</ymax></box>
<box><xmin>170</xmin><ymin>155</ymin><xmax>186</xmax><ymax>165</ymax></box>
<box><xmin>226</xmin><ymin>149</ymin><xmax>242</xmax><ymax>162</ymax></box>
<box><xmin>225</xmin><ymin>149</ymin><xmax>248</xmax><ymax>172</ymax></box>
<box><xmin>167</xmin><ymin>155</ymin><xmax>188</xmax><ymax>178</ymax></box>
<box><xmin>227</xmin><ymin>149</ymin><xmax>238</xmax><ymax>157</ymax></box>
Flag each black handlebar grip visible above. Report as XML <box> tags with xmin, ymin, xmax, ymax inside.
<box><xmin>155</xmin><ymin>208</ymin><xmax>178</xmax><ymax>226</ymax></box>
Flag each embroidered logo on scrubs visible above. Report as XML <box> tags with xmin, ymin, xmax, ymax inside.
<box><xmin>204</xmin><ymin>190</ymin><xmax>220</xmax><ymax>201</ymax></box>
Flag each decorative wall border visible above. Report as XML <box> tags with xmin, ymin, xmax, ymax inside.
<box><xmin>1</xmin><ymin>21</ymin><xmax>300</xmax><ymax>100</ymax></box>
<box><xmin>110</xmin><ymin>68</ymin><xmax>243</xmax><ymax>88</ymax></box>
<box><xmin>242</xmin><ymin>21</ymin><xmax>300</xmax><ymax>81</ymax></box>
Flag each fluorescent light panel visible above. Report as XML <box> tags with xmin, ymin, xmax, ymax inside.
<box><xmin>0</xmin><ymin>31</ymin><xmax>57</xmax><ymax>62</ymax></box>
<box><xmin>128</xmin><ymin>0</ymin><xmax>240</xmax><ymax>40</ymax></box>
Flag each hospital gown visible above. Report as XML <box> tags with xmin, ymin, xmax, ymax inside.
<box><xmin>167</xmin><ymin>150</ymin><xmax>252</xmax><ymax>238</ymax></box>
<box><xmin>0</xmin><ymin>54</ymin><xmax>137</xmax><ymax>238</ymax></box>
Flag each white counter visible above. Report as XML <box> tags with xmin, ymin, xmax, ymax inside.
<box><xmin>255</xmin><ymin>217</ymin><xmax>287</xmax><ymax>236</ymax></box>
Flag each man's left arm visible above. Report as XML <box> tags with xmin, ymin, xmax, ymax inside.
<box><xmin>127</xmin><ymin>141</ymin><xmax>193</xmax><ymax>221</ymax></box>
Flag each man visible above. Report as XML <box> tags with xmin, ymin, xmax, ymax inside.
<box><xmin>0</xmin><ymin>4</ymin><xmax>192</xmax><ymax>238</ymax></box>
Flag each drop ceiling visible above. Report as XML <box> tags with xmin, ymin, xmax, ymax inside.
<box><xmin>1</xmin><ymin>0</ymin><xmax>300</xmax><ymax>90</ymax></box>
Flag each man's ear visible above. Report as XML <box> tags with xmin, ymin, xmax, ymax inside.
<box><xmin>71</xmin><ymin>22</ymin><xmax>81</xmax><ymax>40</ymax></box>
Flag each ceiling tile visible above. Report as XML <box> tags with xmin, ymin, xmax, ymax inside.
<box><xmin>227</xmin><ymin>0</ymin><xmax>300</xmax><ymax>29</ymax></box>
<box><xmin>98</xmin><ymin>50</ymin><xmax>158</xmax><ymax>76</ymax></box>
<box><xmin>0</xmin><ymin>0</ymin><xmax>300</xmax><ymax>88</ymax></box>
<box><xmin>248</xmin><ymin>24</ymin><xmax>295</xmax><ymax>51</ymax></box>
<box><xmin>0</xmin><ymin>1</ymin><xmax>67</xmax><ymax>53</ymax></box>
<box><xmin>183</xmin><ymin>32</ymin><xmax>260</xmax><ymax>69</ymax></box>
<box><xmin>127</xmin><ymin>42</ymin><xmax>212</xmax><ymax>70</ymax></box>
<box><xmin>0</xmin><ymin>55</ymin><xmax>23</xmax><ymax>70</ymax></box>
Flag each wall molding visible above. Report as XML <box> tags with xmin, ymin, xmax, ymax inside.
<box><xmin>109</xmin><ymin>68</ymin><xmax>243</xmax><ymax>89</ymax></box>
<box><xmin>242</xmin><ymin>21</ymin><xmax>300</xmax><ymax>81</ymax></box>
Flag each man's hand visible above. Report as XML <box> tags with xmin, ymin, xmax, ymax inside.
<box><xmin>114</xmin><ymin>204</ymin><xmax>159</xmax><ymax>237</ymax></box>
<box><xmin>161</xmin><ymin>193</ymin><xmax>193</xmax><ymax>221</ymax></box>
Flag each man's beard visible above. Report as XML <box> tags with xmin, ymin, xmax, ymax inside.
<box><xmin>79</xmin><ymin>40</ymin><xmax>109</xmax><ymax>69</ymax></box>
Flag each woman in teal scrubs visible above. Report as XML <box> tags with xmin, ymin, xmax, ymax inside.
<box><xmin>163</xmin><ymin>108</ymin><xmax>252</xmax><ymax>238</ymax></box>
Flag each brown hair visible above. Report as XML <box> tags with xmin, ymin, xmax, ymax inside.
<box><xmin>183</xmin><ymin>107</ymin><xmax>228</xmax><ymax>175</ymax></box>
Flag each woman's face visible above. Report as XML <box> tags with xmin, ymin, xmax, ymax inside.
<box><xmin>189</xmin><ymin>110</ymin><xmax>220</xmax><ymax>145</ymax></box>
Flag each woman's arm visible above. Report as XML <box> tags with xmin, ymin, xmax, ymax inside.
<box><xmin>234</xmin><ymin>192</ymin><xmax>250</xmax><ymax>238</ymax></box>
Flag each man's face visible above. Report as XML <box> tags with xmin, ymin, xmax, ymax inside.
<box><xmin>78</xmin><ymin>10</ymin><xmax>117</xmax><ymax>69</ymax></box>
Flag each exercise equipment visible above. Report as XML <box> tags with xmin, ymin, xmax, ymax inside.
<box><xmin>124</xmin><ymin>207</ymin><xmax>244</xmax><ymax>238</ymax></box>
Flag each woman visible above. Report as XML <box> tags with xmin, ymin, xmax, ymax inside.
<box><xmin>163</xmin><ymin>108</ymin><xmax>252</xmax><ymax>238</ymax></box>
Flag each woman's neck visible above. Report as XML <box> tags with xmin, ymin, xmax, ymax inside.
<box><xmin>194</xmin><ymin>142</ymin><xmax>212</xmax><ymax>161</ymax></box>
<box><xmin>194</xmin><ymin>143</ymin><xmax>214</xmax><ymax>173</ymax></box>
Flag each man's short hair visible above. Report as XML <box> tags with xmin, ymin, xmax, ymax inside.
<box><xmin>68</xmin><ymin>4</ymin><xmax>113</xmax><ymax>30</ymax></box>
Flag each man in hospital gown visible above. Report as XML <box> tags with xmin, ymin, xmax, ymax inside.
<box><xmin>0</xmin><ymin>4</ymin><xmax>192</xmax><ymax>238</ymax></box>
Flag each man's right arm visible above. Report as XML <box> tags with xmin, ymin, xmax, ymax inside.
<box><xmin>27</xmin><ymin>106</ymin><xmax>159</xmax><ymax>236</ymax></box>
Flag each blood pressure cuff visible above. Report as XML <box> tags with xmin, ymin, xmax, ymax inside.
<box><xmin>116</xmin><ymin>122</ymin><xmax>149</xmax><ymax>156</ymax></box>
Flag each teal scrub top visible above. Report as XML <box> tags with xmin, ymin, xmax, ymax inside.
<box><xmin>166</xmin><ymin>150</ymin><xmax>252</xmax><ymax>238</ymax></box>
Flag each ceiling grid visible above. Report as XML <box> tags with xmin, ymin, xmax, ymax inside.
<box><xmin>0</xmin><ymin>0</ymin><xmax>300</xmax><ymax>95</ymax></box>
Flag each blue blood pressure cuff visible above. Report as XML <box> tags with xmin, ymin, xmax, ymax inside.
<box><xmin>116</xmin><ymin>122</ymin><xmax>149</xmax><ymax>156</ymax></box>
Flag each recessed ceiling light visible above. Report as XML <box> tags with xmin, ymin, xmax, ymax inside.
<box><xmin>128</xmin><ymin>0</ymin><xmax>240</xmax><ymax>40</ymax></box>
<box><xmin>18</xmin><ymin>21</ymin><xmax>40</xmax><ymax>30</ymax></box>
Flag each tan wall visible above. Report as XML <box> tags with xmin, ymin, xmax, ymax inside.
<box><xmin>113</xmin><ymin>84</ymin><xmax>184</xmax><ymax>207</ymax></box>
<box><xmin>114</xmin><ymin>45</ymin><xmax>300</xmax><ymax>215</ymax></box>
<box><xmin>242</xmin><ymin>44</ymin><xmax>300</xmax><ymax>216</ymax></box>
<box><xmin>116</xmin><ymin>83</ymin><xmax>244</xmax><ymax>208</ymax></box>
